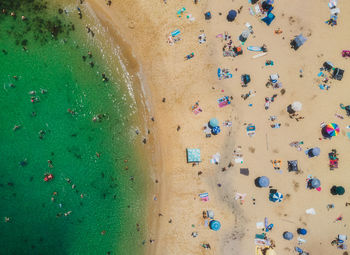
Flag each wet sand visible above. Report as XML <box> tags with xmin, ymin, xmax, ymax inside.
<box><xmin>86</xmin><ymin>0</ymin><xmax>350</xmax><ymax>254</ymax></box>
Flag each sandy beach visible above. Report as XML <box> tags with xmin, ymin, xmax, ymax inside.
<box><xmin>86</xmin><ymin>0</ymin><xmax>350</xmax><ymax>254</ymax></box>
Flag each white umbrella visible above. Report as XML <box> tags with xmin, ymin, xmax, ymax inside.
<box><xmin>291</xmin><ymin>101</ymin><xmax>302</xmax><ymax>112</ymax></box>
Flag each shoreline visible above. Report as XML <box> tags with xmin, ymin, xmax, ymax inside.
<box><xmin>84</xmin><ymin>1</ymin><xmax>163</xmax><ymax>254</ymax></box>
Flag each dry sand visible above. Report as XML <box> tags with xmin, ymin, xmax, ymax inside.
<box><xmin>86</xmin><ymin>0</ymin><xmax>350</xmax><ymax>254</ymax></box>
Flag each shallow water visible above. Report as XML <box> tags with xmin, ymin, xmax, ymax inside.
<box><xmin>0</xmin><ymin>1</ymin><xmax>146</xmax><ymax>254</ymax></box>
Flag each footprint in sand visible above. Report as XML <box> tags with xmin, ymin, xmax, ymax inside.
<box><xmin>293</xmin><ymin>180</ymin><xmax>300</xmax><ymax>192</ymax></box>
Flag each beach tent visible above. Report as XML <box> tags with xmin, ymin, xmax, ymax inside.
<box><xmin>209</xmin><ymin>220</ymin><xmax>221</xmax><ymax>231</ymax></box>
<box><xmin>257</xmin><ymin>176</ymin><xmax>270</xmax><ymax>187</ymax></box>
<box><xmin>227</xmin><ymin>10</ymin><xmax>237</xmax><ymax>22</ymax></box>
<box><xmin>331</xmin><ymin>185</ymin><xmax>345</xmax><ymax>195</ymax></box>
<box><xmin>283</xmin><ymin>231</ymin><xmax>294</xmax><ymax>240</ymax></box>
<box><xmin>288</xmin><ymin>160</ymin><xmax>298</xmax><ymax>172</ymax></box>
<box><xmin>270</xmin><ymin>192</ymin><xmax>283</xmax><ymax>202</ymax></box>
<box><xmin>209</xmin><ymin>118</ymin><xmax>219</xmax><ymax>128</ymax></box>
<box><xmin>333</xmin><ymin>68</ymin><xmax>344</xmax><ymax>81</ymax></box>
<box><xmin>290</xmin><ymin>34</ymin><xmax>307</xmax><ymax>50</ymax></box>
<box><xmin>307</xmin><ymin>147</ymin><xmax>320</xmax><ymax>157</ymax></box>
<box><xmin>261</xmin><ymin>12</ymin><xmax>275</xmax><ymax>26</ymax></box>
<box><xmin>322</xmin><ymin>123</ymin><xmax>340</xmax><ymax>138</ymax></box>
<box><xmin>186</xmin><ymin>148</ymin><xmax>201</xmax><ymax>163</ymax></box>
<box><xmin>309</xmin><ymin>178</ymin><xmax>321</xmax><ymax>189</ymax></box>
<box><xmin>241</xmin><ymin>74</ymin><xmax>251</xmax><ymax>86</ymax></box>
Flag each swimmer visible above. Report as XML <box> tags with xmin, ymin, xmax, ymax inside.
<box><xmin>88</xmin><ymin>51</ymin><xmax>92</xmax><ymax>58</ymax></box>
<box><xmin>67</xmin><ymin>108</ymin><xmax>75</xmax><ymax>115</ymax></box>
<box><xmin>9</xmin><ymin>83</ymin><xmax>15</xmax><ymax>88</ymax></box>
<box><xmin>72</xmin><ymin>184</ymin><xmax>76</xmax><ymax>189</ymax></box>
<box><xmin>29</xmin><ymin>91</ymin><xmax>36</xmax><ymax>95</ymax></box>
<box><xmin>2</xmin><ymin>49</ymin><xmax>8</xmax><ymax>55</ymax></box>
<box><xmin>40</xmin><ymin>89</ymin><xmax>47</xmax><ymax>94</ymax></box>
<box><xmin>13</xmin><ymin>125</ymin><xmax>21</xmax><ymax>131</ymax></box>
<box><xmin>48</xmin><ymin>160</ymin><xmax>53</xmax><ymax>168</ymax></box>
<box><xmin>89</xmin><ymin>61</ymin><xmax>94</xmax><ymax>67</ymax></box>
<box><xmin>13</xmin><ymin>76</ymin><xmax>18</xmax><ymax>80</ymax></box>
<box><xmin>4</xmin><ymin>217</ymin><xmax>10</xmax><ymax>222</ymax></box>
<box><xmin>82</xmin><ymin>55</ymin><xmax>86</xmax><ymax>61</ymax></box>
<box><xmin>64</xmin><ymin>211</ymin><xmax>72</xmax><ymax>216</ymax></box>
<box><xmin>65</xmin><ymin>178</ymin><xmax>71</xmax><ymax>183</ymax></box>
<box><xmin>96</xmin><ymin>152</ymin><xmax>100</xmax><ymax>158</ymax></box>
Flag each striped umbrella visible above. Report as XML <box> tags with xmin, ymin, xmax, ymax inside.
<box><xmin>211</xmin><ymin>126</ymin><xmax>221</xmax><ymax>135</ymax></box>
<box><xmin>270</xmin><ymin>192</ymin><xmax>283</xmax><ymax>202</ymax></box>
<box><xmin>323</xmin><ymin>123</ymin><xmax>340</xmax><ymax>137</ymax></box>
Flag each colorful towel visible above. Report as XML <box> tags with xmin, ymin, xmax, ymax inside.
<box><xmin>199</xmin><ymin>192</ymin><xmax>209</xmax><ymax>201</ymax></box>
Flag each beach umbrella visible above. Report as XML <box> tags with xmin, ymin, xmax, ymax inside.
<box><xmin>266</xmin><ymin>0</ymin><xmax>274</xmax><ymax>4</ymax></box>
<box><xmin>336</xmin><ymin>186</ymin><xmax>345</xmax><ymax>195</ymax></box>
<box><xmin>270</xmin><ymin>192</ymin><xmax>283</xmax><ymax>202</ymax></box>
<box><xmin>258</xmin><ymin>176</ymin><xmax>270</xmax><ymax>187</ymax></box>
<box><xmin>322</xmin><ymin>123</ymin><xmax>340</xmax><ymax>137</ymax></box>
<box><xmin>283</xmin><ymin>231</ymin><xmax>294</xmax><ymax>240</ymax></box>
<box><xmin>209</xmin><ymin>118</ymin><xmax>219</xmax><ymax>128</ymax></box>
<box><xmin>291</xmin><ymin>101</ymin><xmax>302</xmax><ymax>112</ymax></box>
<box><xmin>211</xmin><ymin>126</ymin><xmax>221</xmax><ymax>135</ymax></box>
<box><xmin>227</xmin><ymin>10</ymin><xmax>237</xmax><ymax>22</ymax></box>
<box><xmin>310</xmin><ymin>178</ymin><xmax>321</xmax><ymax>189</ymax></box>
<box><xmin>209</xmin><ymin>220</ymin><xmax>221</xmax><ymax>231</ymax></box>
<box><xmin>308</xmin><ymin>147</ymin><xmax>320</xmax><ymax>157</ymax></box>
<box><xmin>297</xmin><ymin>228</ymin><xmax>307</xmax><ymax>235</ymax></box>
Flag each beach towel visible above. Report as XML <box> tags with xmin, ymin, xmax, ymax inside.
<box><xmin>306</xmin><ymin>208</ymin><xmax>316</xmax><ymax>215</ymax></box>
<box><xmin>199</xmin><ymin>192</ymin><xmax>209</xmax><ymax>201</ymax></box>
<box><xmin>217</xmin><ymin>96</ymin><xmax>231</xmax><ymax>107</ymax></box>
<box><xmin>261</xmin><ymin>12</ymin><xmax>275</xmax><ymax>26</ymax></box>
<box><xmin>210</xmin><ymin>152</ymin><xmax>220</xmax><ymax>164</ymax></box>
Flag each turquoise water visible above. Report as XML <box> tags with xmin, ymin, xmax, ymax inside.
<box><xmin>0</xmin><ymin>1</ymin><xmax>147</xmax><ymax>254</ymax></box>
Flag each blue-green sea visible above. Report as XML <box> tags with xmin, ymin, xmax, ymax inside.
<box><xmin>0</xmin><ymin>1</ymin><xmax>148</xmax><ymax>254</ymax></box>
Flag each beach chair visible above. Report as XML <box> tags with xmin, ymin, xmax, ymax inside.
<box><xmin>272</xmin><ymin>160</ymin><xmax>281</xmax><ymax>170</ymax></box>
<box><xmin>247</xmin><ymin>123</ymin><xmax>256</xmax><ymax>137</ymax></box>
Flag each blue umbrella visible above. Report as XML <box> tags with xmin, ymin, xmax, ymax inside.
<box><xmin>297</xmin><ymin>228</ymin><xmax>307</xmax><ymax>235</ymax></box>
<box><xmin>209</xmin><ymin>220</ymin><xmax>221</xmax><ymax>231</ymax></box>
<box><xmin>212</xmin><ymin>126</ymin><xmax>221</xmax><ymax>135</ymax></box>
<box><xmin>227</xmin><ymin>10</ymin><xmax>237</xmax><ymax>22</ymax></box>
<box><xmin>308</xmin><ymin>147</ymin><xmax>320</xmax><ymax>157</ymax></box>
<box><xmin>258</xmin><ymin>176</ymin><xmax>270</xmax><ymax>187</ymax></box>
<box><xmin>209</xmin><ymin>118</ymin><xmax>219</xmax><ymax>128</ymax></box>
<box><xmin>270</xmin><ymin>192</ymin><xmax>283</xmax><ymax>202</ymax></box>
<box><xmin>266</xmin><ymin>0</ymin><xmax>274</xmax><ymax>4</ymax></box>
<box><xmin>310</xmin><ymin>178</ymin><xmax>321</xmax><ymax>189</ymax></box>
<box><xmin>283</xmin><ymin>231</ymin><xmax>294</xmax><ymax>240</ymax></box>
